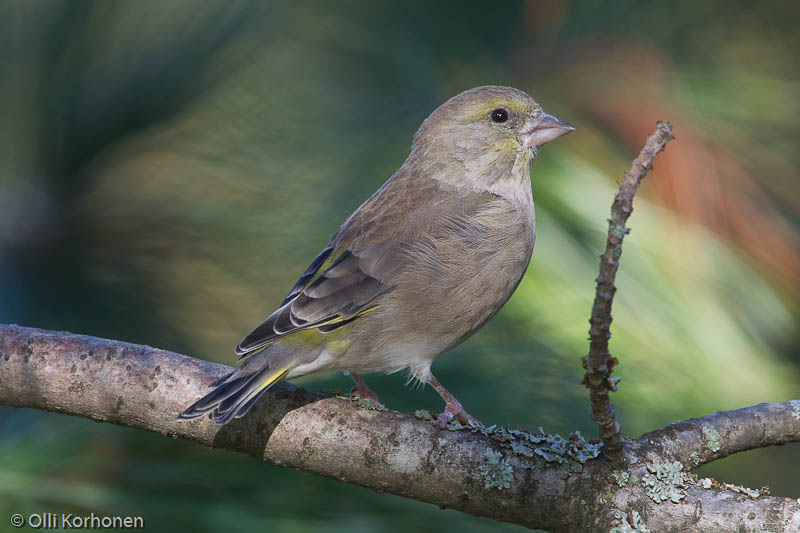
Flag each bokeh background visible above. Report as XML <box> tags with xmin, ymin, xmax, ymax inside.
<box><xmin>1</xmin><ymin>1</ymin><xmax>798</xmax><ymax>531</ymax></box>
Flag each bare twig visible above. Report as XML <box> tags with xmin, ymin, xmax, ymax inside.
<box><xmin>582</xmin><ymin>121</ymin><xmax>675</xmax><ymax>467</ymax></box>
<box><xmin>2</xmin><ymin>324</ymin><xmax>799</xmax><ymax>532</ymax></box>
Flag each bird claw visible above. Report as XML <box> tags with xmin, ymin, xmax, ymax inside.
<box><xmin>426</xmin><ymin>373</ymin><xmax>480</xmax><ymax>430</ymax></box>
<box><xmin>350</xmin><ymin>384</ymin><xmax>381</xmax><ymax>405</ymax></box>
<box><xmin>436</xmin><ymin>410</ymin><xmax>455</xmax><ymax>429</ymax></box>
<box><xmin>349</xmin><ymin>385</ymin><xmax>381</xmax><ymax>404</ymax></box>
<box><xmin>436</xmin><ymin>404</ymin><xmax>478</xmax><ymax>430</ymax></box>
<box><xmin>348</xmin><ymin>373</ymin><xmax>381</xmax><ymax>404</ymax></box>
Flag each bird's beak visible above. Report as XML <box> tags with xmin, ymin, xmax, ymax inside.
<box><xmin>521</xmin><ymin>111</ymin><xmax>576</xmax><ymax>148</ymax></box>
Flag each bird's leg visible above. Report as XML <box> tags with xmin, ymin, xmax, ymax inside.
<box><xmin>349</xmin><ymin>373</ymin><xmax>381</xmax><ymax>404</ymax></box>
<box><xmin>427</xmin><ymin>373</ymin><xmax>479</xmax><ymax>429</ymax></box>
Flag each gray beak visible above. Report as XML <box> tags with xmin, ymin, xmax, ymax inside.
<box><xmin>521</xmin><ymin>111</ymin><xmax>576</xmax><ymax>148</ymax></box>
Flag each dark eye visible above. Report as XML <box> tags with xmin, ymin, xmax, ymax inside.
<box><xmin>491</xmin><ymin>108</ymin><xmax>509</xmax><ymax>123</ymax></box>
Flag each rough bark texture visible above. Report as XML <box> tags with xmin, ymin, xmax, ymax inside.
<box><xmin>1</xmin><ymin>324</ymin><xmax>798</xmax><ymax>532</ymax></box>
<box><xmin>583</xmin><ymin>121</ymin><xmax>675</xmax><ymax>467</ymax></box>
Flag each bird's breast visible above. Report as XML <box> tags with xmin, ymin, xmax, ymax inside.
<box><xmin>335</xmin><ymin>195</ymin><xmax>534</xmax><ymax>375</ymax></box>
<box><xmin>393</xmin><ymin>196</ymin><xmax>534</xmax><ymax>346</ymax></box>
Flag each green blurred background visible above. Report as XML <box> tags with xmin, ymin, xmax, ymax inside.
<box><xmin>1</xmin><ymin>1</ymin><xmax>798</xmax><ymax>531</ymax></box>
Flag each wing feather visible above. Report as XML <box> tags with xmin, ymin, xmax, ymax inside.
<box><xmin>235</xmin><ymin>177</ymin><xmax>501</xmax><ymax>359</ymax></box>
<box><xmin>235</xmin><ymin>246</ymin><xmax>395</xmax><ymax>357</ymax></box>
<box><xmin>281</xmin><ymin>245</ymin><xmax>334</xmax><ymax>305</ymax></box>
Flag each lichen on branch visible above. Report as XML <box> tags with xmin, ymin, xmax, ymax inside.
<box><xmin>1</xmin><ymin>323</ymin><xmax>798</xmax><ymax>532</ymax></box>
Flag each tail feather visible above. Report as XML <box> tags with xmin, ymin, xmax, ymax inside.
<box><xmin>177</xmin><ymin>366</ymin><xmax>290</xmax><ymax>424</ymax></box>
<box><xmin>232</xmin><ymin>384</ymin><xmax>274</xmax><ymax>420</ymax></box>
<box><xmin>176</xmin><ymin>373</ymin><xmax>251</xmax><ymax>417</ymax></box>
<box><xmin>198</xmin><ymin>374</ymin><xmax>251</xmax><ymax>408</ymax></box>
<box><xmin>209</xmin><ymin>370</ymin><xmax>235</xmax><ymax>388</ymax></box>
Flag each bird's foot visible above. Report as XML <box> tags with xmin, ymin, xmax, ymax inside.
<box><xmin>348</xmin><ymin>372</ymin><xmax>381</xmax><ymax>404</ymax></box>
<box><xmin>436</xmin><ymin>399</ymin><xmax>479</xmax><ymax>430</ymax></box>
<box><xmin>426</xmin><ymin>372</ymin><xmax>481</xmax><ymax>430</ymax></box>
<box><xmin>349</xmin><ymin>386</ymin><xmax>381</xmax><ymax>404</ymax></box>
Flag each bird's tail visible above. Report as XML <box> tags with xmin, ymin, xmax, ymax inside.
<box><xmin>177</xmin><ymin>364</ymin><xmax>291</xmax><ymax>425</ymax></box>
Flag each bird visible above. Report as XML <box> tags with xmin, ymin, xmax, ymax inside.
<box><xmin>178</xmin><ymin>85</ymin><xmax>574</xmax><ymax>427</ymax></box>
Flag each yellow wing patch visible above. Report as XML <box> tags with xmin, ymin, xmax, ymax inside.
<box><xmin>252</xmin><ymin>367</ymin><xmax>290</xmax><ymax>395</ymax></box>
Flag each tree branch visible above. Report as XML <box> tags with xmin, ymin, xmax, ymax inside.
<box><xmin>583</xmin><ymin>121</ymin><xmax>675</xmax><ymax>467</ymax></box>
<box><xmin>2</xmin><ymin>324</ymin><xmax>798</xmax><ymax>532</ymax></box>
<box><xmin>631</xmin><ymin>402</ymin><xmax>800</xmax><ymax>468</ymax></box>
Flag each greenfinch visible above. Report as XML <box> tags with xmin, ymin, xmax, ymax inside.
<box><xmin>179</xmin><ymin>86</ymin><xmax>574</xmax><ymax>427</ymax></box>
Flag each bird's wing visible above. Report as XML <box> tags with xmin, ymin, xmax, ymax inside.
<box><xmin>235</xmin><ymin>172</ymin><xmax>499</xmax><ymax>358</ymax></box>
<box><xmin>235</xmin><ymin>240</ymin><xmax>400</xmax><ymax>357</ymax></box>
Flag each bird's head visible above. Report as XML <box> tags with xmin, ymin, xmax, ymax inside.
<box><xmin>410</xmin><ymin>86</ymin><xmax>574</xmax><ymax>191</ymax></box>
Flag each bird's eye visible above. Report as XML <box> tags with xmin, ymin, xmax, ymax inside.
<box><xmin>491</xmin><ymin>108</ymin><xmax>509</xmax><ymax>123</ymax></box>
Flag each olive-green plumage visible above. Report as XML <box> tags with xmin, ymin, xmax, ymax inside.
<box><xmin>179</xmin><ymin>85</ymin><xmax>574</xmax><ymax>425</ymax></box>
